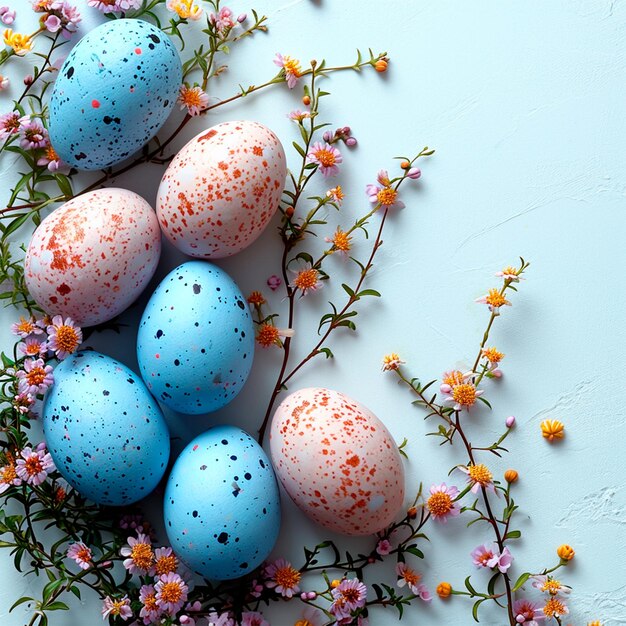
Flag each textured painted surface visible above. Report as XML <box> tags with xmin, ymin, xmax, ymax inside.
<box><xmin>25</xmin><ymin>188</ymin><xmax>161</xmax><ymax>327</ymax></box>
<box><xmin>164</xmin><ymin>425</ymin><xmax>281</xmax><ymax>580</ymax></box>
<box><xmin>1</xmin><ymin>0</ymin><xmax>625</xmax><ymax>624</ymax></box>
<box><xmin>157</xmin><ymin>121</ymin><xmax>287</xmax><ymax>258</ymax></box>
<box><xmin>270</xmin><ymin>387</ymin><xmax>405</xmax><ymax>535</ymax></box>
<box><xmin>137</xmin><ymin>261</ymin><xmax>254</xmax><ymax>414</ymax></box>
<box><xmin>43</xmin><ymin>351</ymin><xmax>170</xmax><ymax>506</ymax></box>
<box><xmin>50</xmin><ymin>19</ymin><xmax>182</xmax><ymax>170</ymax></box>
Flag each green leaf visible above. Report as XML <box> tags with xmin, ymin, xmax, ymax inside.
<box><xmin>472</xmin><ymin>598</ymin><xmax>486</xmax><ymax>622</ymax></box>
<box><xmin>464</xmin><ymin>576</ymin><xmax>478</xmax><ymax>595</ymax></box>
<box><xmin>504</xmin><ymin>530</ymin><xmax>521</xmax><ymax>540</ymax></box>
<box><xmin>9</xmin><ymin>596</ymin><xmax>33</xmax><ymax>612</ymax></box>
<box><xmin>319</xmin><ymin>347</ymin><xmax>334</xmax><ymax>359</ymax></box>
<box><xmin>512</xmin><ymin>572</ymin><xmax>531</xmax><ymax>592</ymax></box>
<box><xmin>341</xmin><ymin>283</ymin><xmax>355</xmax><ymax>297</ymax></box>
<box><xmin>44</xmin><ymin>602</ymin><xmax>69</xmax><ymax>611</ymax></box>
<box><xmin>405</xmin><ymin>545</ymin><xmax>424</xmax><ymax>559</ymax></box>
<box><xmin>357</xmin><ymin>289</ymin><xmax>381</xmax><ymax>297</ymax></box>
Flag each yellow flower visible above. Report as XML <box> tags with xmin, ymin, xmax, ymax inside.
<box><xmin>541</xmin><ymin>419</ymin><xmax>565</xmax><ymax>442</ymax></box>
<box><xmin>557</xmin><ymin>544</ymin><xmax>575</xmax><ymax>561</ymax></box>
<box><xmin>466</xmin><ymin>463</ymin><xmax>493</xmax><ymax>488</ymax></box>
<box><xmin>256</xmin><ymin>324</ymin><xmax>294</xmax><ymax>348</ymax></box>
<box><xmin>436</xmin><ymin>582</ymin><xmax>452</xmax><ymax>598</ymax></box>
<box><xmin>381</xmin><ymin>353</ymin><xmax>405</xmax><ymax>372</ymax></box>
<box><xmin>3</xmin><ymin>30</ymin><xmax>33</xmax><ymax>56</ymax></box>
<box><xmin>327</xmin><ymin>227</ymin><xmax>352</xmax><ymax>254</ymax></box>
<box><xmin>504</xmin><ymin>469</ymin><xmax>518</xmax><ymax>483</ymax></box>
<box><xmin>167</xmin><ymin>0</ymin><xmax>202</xmax><ymax>20</ymax></box>
<box><xmin>330</xmin><ymin>579</ymin><xmax>342</xmax><ymax>589</ymax></box>
<box><xmin>543</xmin><ymin>597</ymin><xmax>568</xmax><ymax>618</ymax></box>
<box><xmin>482</xmin><ymin>347</ymin><xmax>504</xmax><ymax>363</ymax></box>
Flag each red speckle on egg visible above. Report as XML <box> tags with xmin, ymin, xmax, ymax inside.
<box><xmin>135</xmin><ymin>47</ymin><xmax>142</xmax><ymax>54</ymax></box>
<box><xmin>91</xmin><ymin>99</ymin><xmax>100</xmax><ymax>108</ymax></box>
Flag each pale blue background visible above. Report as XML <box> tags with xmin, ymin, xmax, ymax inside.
<box><xmin>1</xmin><ymin>1</ymin><xmax>625</xmax><ymax>624</ymax></box>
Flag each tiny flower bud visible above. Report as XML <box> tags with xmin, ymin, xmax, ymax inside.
<box><xmin>23</xmin><ymin>75</ymin><xmax>33</xmax><ymax>86</ymax></box>
<box><xmin>504</xmin><ymin>469</ymin><xmax>518</xmax><ymax>483</ymax></box>
<box><xmin>306</xmin><ymin>591</ymin><xmax>317</xmax><ymax>600</ymax></box>
<box><xmin>267</xmin><ymin>275</ymin><xmax>281</xmax><ymax>291</ymax></box>
<box><xmin>302</xmin><ymin>95</ymin><xmax>311</xmax><ymax>106</ymax></box>
<box><xmin>557</xmin><ymin>544</ymin><xmax>575</xmax><ymax>561</ymax></box>
<box><xmin>407</xmin><ymin>167</ymin><xmax>421</xmax><ymax>180</ymax></box>
<box><xmin>407</xmin><ymin>506</ymin><xmax>418</xmax><ymax>519</ymax></box>
<box><xmin>436</xmin><ymin>582</ymin><xmax>452</xmax><ymax>599</ymax></box>
<box><xmin>400</xmin><ymin>160</ymin><xmax>410</xmax><ymax>169</ymax></box>
<box><xmin>505</xmin><ymin>415</ymin><xmax>516</xmax><ymax>428</ymax></box>
<box><xmin>342</xmin><ymin>126</ymin><xmax>351</xmax><ymax>135</ymax></box>
<box><xmin>300</xmin><ymin>592</ymin><xmax>308</xmax><ymax>601</ymax></box>
<box><xmin>322</xmin><ymin>130</ymin><xmax>333</xmax><ymax>142</ymax></box>
<box><xmin>285</xmin><ymin>206</ymin><xmax>295</xmax><ymax>218</ymax></box>
<box><xmin>345</xmin><ymin>137</ymin><xmax>357</xmax><ymax>147</ymax></box>
<box><xmin>330</xmin><ymin>579</ymin><xmax>341</xmax><ymax>589</ymax></box>
<box><xmin>237</xmin><ymin>13</ymin><xmax>247</xmax><ymax>22</ymax></box>
<box><xmin>375</xmin><ymin>59</ymin><xmax>388</xmax><ymax>72</ymax></box>
<box><xmin>516</xmin><ymin>616</ymin><xmax>525</xmax><ymax>624</ymax></box>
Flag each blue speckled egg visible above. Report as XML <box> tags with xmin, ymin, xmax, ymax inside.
<box><xmin>136</xmin><ymin>261</ymin><xmax>254</xmax><ymax>414</ymax></box>
<box><xmin>49</xmin><ymin>19</ymin><xmax>182</xmax><ymax>171</ymax></box>
<box><xmin>43</xmin><ymin>351</ymin><xmax>170</xmax><ymax>506</ymax></box>
<box><xmin>164</xmin><ymin>426</ymin><xmax>281</xmax><ymax>580</ymax></box>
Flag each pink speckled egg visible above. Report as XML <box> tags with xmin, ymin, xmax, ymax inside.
<box><xmin>156</xmin><ymin>120</ymin><xmax>286</xmax><ymax>258</ymax></box>
<box><xmin>269</xmin><ymin>387</ymin><xmax>405</xmax><ymax>536</ymax></box>
<box><xmin>25</xmin><ymin>188</ymin><xmax>161</xmax><ymax>327</ymax></box>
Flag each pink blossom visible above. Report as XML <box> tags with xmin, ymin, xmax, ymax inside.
<box><xmin>15</xmin><ymin>444</ymin><xmax>55</xmax><ymax>486</ymax></box>
<box><xmin>307</xmin><ymin>141</ymin><xmax>342</xmax><ymax>177</ymax></box>
<box><xmin>274</xmin><ymin>53</ymin><xmax>301</xmax><ymax>89</ymax></box>
<box><xmin>19</xmin><ymin>337</ymin><xmax>48</xmax><ymax>358</ymax></box>
<box><xmin>0</xmin><ymin>460</ymin><xmax>22</xmax><ymax>494</ymax></box>
<box><xmin>0</xmin><ymin>74</ymin><xmax>8</xmax><ymax>90</ymax></box>
<box><xmin>139</xmin><ymin>584</ymin><xmax>160</xmax><ymax>625</ymax></box>
<box><xmin>155</xmin><ymin>572</ymin><xmax>188</xmax><ymax>614</ymax></box>
<box><xmin>10</xmin><ymin>316</ymin><xmax>44</xmax><ymax>338</ymax></box>
<box><xmin>288</xmin><ymin>109</ymin><xmax>311</xmax><ymax>122</ymax></box>
<box><xmin>44</xmin><ymin>13</ymin><xmax>61</xmax><ymax>32</ymax></box>
<box><xmin>267</xmin><ymin>275</ymin><xmax>281</xmax><ymax>291</ymax></box>
<box><xmin>120</xmin><ymin>532</ymin><xmax>154</xmax><ymax>575</ymax></box>
<box><xmin>471</xmin><ymin>543</ymin><xmax>513</xmax><ymax>573</ymax></box>
<box><xmin>458</xmin><ymin>464</ymin><xmax>496</xmax><ymax>495</ymax></box>
<box><xmin>37</xmin><ymin>146</ymin><xmax>68</xmax><ymax>172</ymax></box>
<box><xmin>513</xmin><ymin>599</ymin><xmax>545</xmax><ymax>625</ymax></box>
<box><xmin>0</xmin><ymin>6</ymin><xmax>15</xmax><ymax>24</ymax></box>
<box><xmin>0</xmin><ymin>112</ymin><xmax>29</xmax><ymax>141</ymax></box>
<box><xmin>264</xmin><ymin>558</ymin><xmax>301</xmax><ymax>597</ymax></box>
<box><xmin>365</xmin><ymin>169</ymin><xmax>405</xmax><ymax>209</ymax></box>
<box><xmin>206</xmin><ymin>610</ymin><xmax>236</xmax><ymax>626</ymax></box>
<box><xmin>248</xmin><ymin>578</ymin><xmax>264</xmax><ymax>598</ymax></box>
<box><xmin>427</xmin><ymin>483</ymin><xmax>461</xmax><ymax>523</ymax></box>
<box><xmin>102</xmin><ymin>596</ymin><xmax>133</xmax><ymax>621</ymax></box>
<box><xmin>20</xmin><ymin>119</ymin><xmax>48</xmax><ymax>150</ymax></box>
<box><xmin>376</xmin><ymin>538</ymin><xmax>392</xmax><ymax>555</ymax></box>
<box><xmin>240</xmin><ymin>611</ymin><xmax>269</xmax><ymax>626</ymax></box>
<box><xmin>88</xmin><ymin>0</ymin><xmax>140</xmax><ymax>12</ymax></box>
<box><xmin>237</xmin><ymin>13</ymin><xmax>246</xmax><ymax>22</ymax></box>
<box><xmin>177</xmin><ymin>84</ymin><xmax>209</xmax><ymax>116</ymax></box>
<box><xmin>396</xmin><ymin>563</ymin><xmax>431</xmax><ymax>601</ymax></box>
<box><xmin>212</xmin><ymin>6</ymin><xmax>235</xmax><ymax>31</ymax></box>
<box><xmin>13</xmin><ymin>391</ymin><xmax>34</xmax><ymax>415</ymax></box>
<box><xmin>16</xmin><ymin>358</ymin><xmax>54</xmax><ymax>395</ymax></box>
<box><xmin>330</xmin><ymin>577</ymin><xmax>367</xmax><ymax>619</ymax></box>
<box><xmin>46</xmin><ymin>315</ymin><xmax>82</xmax><ymax>359</ymax></box>
<box><xmin>67</xmin><ymin>541</ymin><xmax>92</xmax><ymax>569</ymax></box>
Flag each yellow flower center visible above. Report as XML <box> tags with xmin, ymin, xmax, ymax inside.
<box><xmin>154</xmin><ymin>554</ymin><xmax>178</xmax><ymax>576</ymax></box>
<box><xmin>295</xmin><ymin>621</ymin><xmax>313</xmax><ymax>626</ymax></box>
<box><xmin>283</xmin><ymin>56</ymin><xmax>301</xmax><ymax>77</ymax></box>
<box><xmin>402</xmin><ymin>568</ymin><xmax>421</xmax><ymax>586</ymax></box>
<box><xmin>485</xmin><ymin>289</ymin><xmax>507</xmax><ymax>308</ymax></box>
<box><xmin>332</xmin><ymin>229</ymin><xmax>351</xmax><ymax>252</ymax></box>
<box><xmin>1</xmin><ymin>463</ymin><xmax>17</xmax><ymax>483</ymax></box>
<box><xmin>482</xmin><ymin>347</ymin><xmax>504</xmax><ymax>363</ymax></box>
<box><xmin>468</xmin><ymin>464</ymin><xmax>492</xmax><ymax>486</ymax></box>
<box><xmin>25</xmin><ymin>343</ymin><xmax>42</xmax><ymax>356</ymax></box>
<box><xmin>274</xmin><ymin>565</ymin><xmax>301</xmax><ymax>590</ymax></box>
<box><xmin>477</xmin><ymin>550</ymin><xmax>494</xmax><ymax>566</ymax></box>
<box><xmin>543</xmin><ymin>597</ymin><xmax>567</xmax><ymax>617</ymax></box>
<box><xmin>247</xmin><ymin>291</ymin><xmax>265</xmax><ymax>306</ymax></box>
<box><xmin>130</xmin><ymin>542</ymin><xmax>154</xmax><ymax>571</ymax></box>
<box><xmin>340</xmin><ymin>587</ymin><xmax>361</xmax><ymax>603</ymax></box>
<box><xmin>451</xmin><ymin>383</ymin><xmax>478</xmax><ymax>407</ymax></box>
<box><xmin>315</xmin><ymin>149</ymin><xmax>337</xmax><ymax>168</ymax></box>
<box><xmin>159</xmin><ymin>581</ymin><xmax>183</xmax><ymax>604</ymax></box>
<box><xmin>427</xmin><ymin>492</ymin><xmax>453</xmax><ymax>516</ymax></box>
<box><xmin>76</xmin><ymin>546</ymin><xmax>92</xmax><ymax>563</ymax></box>
<box><xmin>502</xmin><ymin>266</ymin><xmax>518</xmax><ymax>276</ymax></box>
<box><xmin>143</xmin><ymin>592</ymin><xmax>158</xmax><ymax>611</ymax></box>
<box><xmin>45</xmin><ymin>145</ymin><xmax>60</xmax><ymax>161</ymax></box>
<box><xmin>54</xmin><ymin>325</ymin><xmax>80</xmax><ymax>354</ymax></box>
<box><xmin>377</xmin><ymin>186</ymin><xmax>398</xmax><ymax>206</ymax></box>
<box><xmin>16</xmin><ymin>318</ymin><xmax>35</xmax><ymax>334</ymax></box>
<box><xmin>26</xmin><ymin>367</ymin><xmax>46</xmax><ymax>387</ymax></box>
<box><xmin>257</xmin><ymin>324</ymin><xmax>279</xmax><ymax>347</ymax></box>
<box><xmin>294</xmin><ymin>268</ymin><xmax>319</xmax><ymax>291</ymax></box>
<box><xmin>329</xmin><ymin>185</ymin><xmax>344</xmax><ymax>202</ymax></box>
<box><xmin>110</xmin><ymin>600</ymin><xmax>127</xmax><ymax>616</ymax></box>
<box><xmin>443</xmin><ymin>370</ymin><xmax>465</xmax><ymax>387</ymax></box>
<box><xmin>181</xmin><ymin>87</ymin><xmax>203</xmax><ymax>108</ymax></box>
<box><xmin>542</xmin><ymin>579</ymin><xmax>562</xmax><ymax>595</ymax></box>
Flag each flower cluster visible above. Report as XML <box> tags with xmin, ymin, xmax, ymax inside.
<box><xmin>33</xmin><ymin>0</ymin><xmax>81</xmax><ymax>38</ymax></box>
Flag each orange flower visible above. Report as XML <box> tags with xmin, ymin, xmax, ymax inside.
<box><xmin>436</xmin><ymin>582</ymin><xmax>452</xmax><ymax>598</ymax></box>
<box><xmin>541</xmin><ymin>419</ymin><xmax>565</xmax><ymax>442</ymax></box>
<box><xmin>247</xmin><ymin>291</ymin><xmax>266</xmax><ymax>306</ymax></box>
<box><xmin>557</xmin><ymin>544</ymin><xmax>575</xmax><ymax>561</ymax></box>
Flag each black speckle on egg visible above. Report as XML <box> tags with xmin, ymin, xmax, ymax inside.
<box><xmin>217</xmin><ymin>532</ymin><xmax>229</xmax><ymax>544</ymax></box>
<box><xmin>193</xmin><ymin>283</ymin><xmax>201</xmax><ymax>294</ymax></box>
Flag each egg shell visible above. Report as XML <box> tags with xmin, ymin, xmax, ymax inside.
<box><xmin>164</xmin><ymin>425</ymin><xmax>281</xmax><ymax>580</ymax></box>
<box><xmin>156</xmin><ymin>120</ymin><xmax>287</xmax><ymax>258</ymax></box>
<box><xmin>270</xmin><ymin>387</ymin><xmax>405</xmax><ymax>536</ymax></box>
<box><xmin>43</xmin><ymin>351</ymin><xmax>170</xmax><ymax>506</ymax></box>
<box><xmin>24</xmin><ymin>188</ymin><xmax>161</xmax><ymax>327</ymax></box>
<box><xmin>49</xmin><ymin>19</ymin><xmax>182</xmax><ymax>170</ymax></box>
<box><xmin>137</xmin><ymin>261</ymin><xmax>254</xmax><ymax>414</ymax></box>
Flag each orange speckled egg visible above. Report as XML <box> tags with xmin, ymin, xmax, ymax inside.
<box><xmin>156</xmin><ymin>120</ymin><xmax>286</xmax><ymax>259</ymax></box>
<box><xmin>25</xmin><ymin>188</ymin><xmax>161</xmax><ymax>327</ymax></box>
<box><xmin>270</xmin><ymin>387</ymin><xmax>405</xmax><ymax>536</ymax></box>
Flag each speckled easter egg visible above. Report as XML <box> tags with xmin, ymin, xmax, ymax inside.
<box><xmin>24</xmin><ymin>188</ymin><xmax>161</xmax><ymax>327</ymax></box>
<box><xmin>164</xmin><ymin>425</ymin><xmax>280</xmax><ymax>580</ymax></box>
<box><xmin>156</xmin><ymin>121</ymin><xmax>287</xmax><ymax>258</ymax></box>
<box><xmin>43</xmin><ymin>351</ymin><xmax>170</xmax><ymax>506</ymax></box>
<box><xmin>136</xmin><ymin>261</ymin><xmax>254</xmax><ymax>414</ymax></box>
<box><xmin>270</xmin><ymin>388</ymin><xmax>405</xmax><ymax>536</ymax></box>
<box><xmin>49</xmin><ymin>19</ymin><xmax>182</xmax><ymax>170</ymax></box>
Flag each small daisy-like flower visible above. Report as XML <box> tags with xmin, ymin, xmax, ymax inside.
<box><xmin>289</xmin><ymin>263</ymin><xmax>322</xmax><ymax>296</ymax></box>
<box><xmin>11</xmin><ymin>316</ymin><xmax>43</xmax><ymax>338</ymax></box>
<box><xmin>155</xmin><ymin>572</ymin><xmax>188</xmax><ymax>614</ymax></box>
<box><xmin>496</xmin><ymin>265</ymin><xmax>524</xmax><ymax>282</ymax></box>
<box><xmin>0</xmin><ymin>112</ymin><xmax>29</xmax><ymax>141</ymax></box>
<box><xmin>274</xmin><ymin>52</ymin><xmax>302</xmax><ymax>89</ymax></box>
<box><xmin>37</xmin><ymin>145</ymin><xmax>66</xmax><ymax>172</ymax></box>
<box><xmin>13</xmin><ymin>391</ymin><xmax>34</xmax><ymax>415</ymax></box>
<box><xmin>139</xmin><ymin>584</ymin><xmax>161</xmax><ymax>624</ymax></box>
<box><xmin>15</xmin><ymin>445</ymin><xmax>55</xmax><ymax>486</ymax></box>
<box><xmin>0</xmin><ymin>459</ymin><xmax>21</xmax><ymax>494</ymax></box>
<box><xmin>475</xmin><ymin>288</ymin><xmax>512</xmax><ymax>314</ymax></box>
<box><xmin>396</xmin><ymin>563</ymin><xmax>432</xmax><ymax>601</ymax></box>
<box><xmin>440</xmin><ymin>369</ymin><xmax>470</xmax><ymax>393</ymax></box>
<box><xmin>256</xmin><ymin>324</ymin><xmax>294</xmax><ymax>348</ymax></box>
<box><xmin>102</xmin><ymin>596</ymin><xmax>133</xmax><ymax>621</ymax></box>
<box><xmin>294</xmin><ymin>607</ymin><xmax>322</xmax><ymax>626</ymax></box>
<box><xmin>531</xmin><ymin>575</ymin><xmax>571</xmax><ymax>597</ymax></box>
<box><xmin>153</xmin><ymin>546</ymin><xmax>178</xmax><ymax>576</ymax></box>
<box><xmin>444</xmin><ymin>380</ymin><xmax>484</xmax><ymax>411</ymax></box>
<box><xmin>541</xmin><ymin>419</ymin><xmax>565</xmax><ymax>442</ymax></box>
<box><xmin>247</xmin><ymin>291</ymin><xmax>266</xmax><ymax>306</ymax></box>
<box><xmin>54</xmin><ymin>485</ymin><xmax>66</xmax><ymax>504</ymax></box>
<box><xmin>381</xmin><ymin>353</ymin><xmax>405</xmax><ymax>372</ymax></box>
<box><xmin>471</xmin><ymin>543</ymin><xmax>498</xmax><ymax>569</ymax></box>
<box><xmin>210</xmin><ymin>6</ymin><xmax>235</xmax><ymax>31</ymax></box>
<box><xmin>167</xmin><ymin>0</ymin><xmax>202</xmax><ymax>20</ymax></box>
<box><xmin>427</xmin><ymin>483</ymin><xmax>461</xmax><ymax>523</ymax></box>
<box><xmin>67</xmin><ymin>541</ymin><xmax>92</xmax><ymax>570</ymax></box>
<box><xmin>47</xmin><ymin>315</ymin><xmax>82</xmax><ymax>360</ymax></box>
<box><xmin>3</xmin><ymin>29</ymin><xmax>32</xmax><ymax>56</ymax></box>
<box><xmin>326</xmin><ymin>185</ymin><xmax>345</xmax><ymax>205</ymax></box>
<box><xmin>325</xmin><ymin>227</ymin><xmax>352</xmax><ymax>255</ymax></box>
<box><xmin>459</xmin><ymin>463</ymin><xmax>495</xmax><ymax>494</ymax></box>
<box><xmin>20</xmin><ymin>119</ymin><xmax>48</xmax><ymax>150</ymax></box>
<box><xmin>240</xmin><ymin>611</ymin><xmax>270</xmax><ymax>626</ymax></box>
<box><xmin>513</xmin><ymin>599</ymin><xmax>545</xmax><ymax>625</ymax></box>
<box><xmin>482</xmin><ymin>347</ymin><xmax>504</xmax><ymax>365</ymax></box>
<box><xmin>307</xmin><ymin>141</ymin><xmax>342</xmax><ymax>177</ymax></box>
<box><xmin>19</xmin><ymin>337</ymin><xmax>48</xmax><ymax>358</ymax></box>
<box><xmin>121</xmin><ymin>533</ymin><xmax>155</xmax><ymax>575</ymax></box>
<box><xmin>16</xmin><ymin>358</ymin><xmax>54</xmax><ymax>395</ymax></box>
<box><xmin>542</xmin><ymin>597</ymin><xmax>569</xmax><ymax>619</ymax></box>
<box><xmin>177</xmin><ymin>84</ymin><xmax>209</xmax><ymax>116</ymax></box>
<box><xmin>329</xmin><ymin>577</ymin><xmax>368</xmax><ymax>619</ymax></box>
<box><xmin>264</xmin><ymin>558</ymin><xmax>301</xmax><ymax>598</ymax></box>
<box><xmin>366</xmin><ymin>170</ymin><xmax>405</xmax><ymax>210</ymax></box>
<box><xmin>288</xmin><ymin>109</ymin><xmax>311</xmax><ymax>122</ymax></box>
<box><xmin>376</xmin><ymin>538</ymin><xmax>392</xmax><ymax>555</ymax></box>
